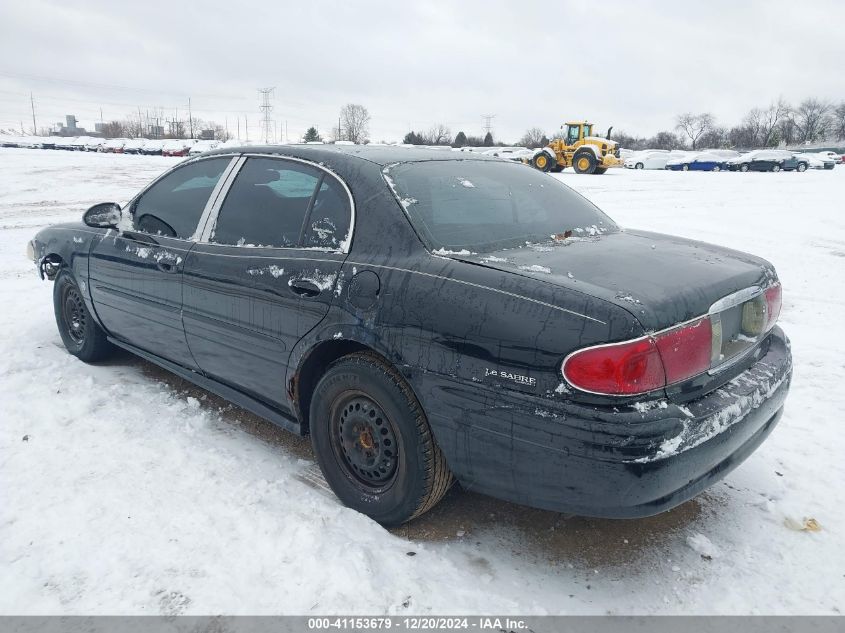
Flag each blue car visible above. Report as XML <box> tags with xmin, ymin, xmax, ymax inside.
<box><xmin>666</xmin><ymin>152</ymin><xmax>729</xmax><ymax>172</ymax></box>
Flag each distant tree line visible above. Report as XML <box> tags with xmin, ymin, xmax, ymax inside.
<box><xmin>611</xmin><ymin>97</ymin><xmax>845</xmax><ymax>151</ymax></box>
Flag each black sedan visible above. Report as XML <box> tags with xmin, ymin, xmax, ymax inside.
<box><xmin>28</xmin><ymin>146</ymin><xmax>792</xmax><ymax>525</ymax></box>
<box><xmin>729</xmin><ymin>150</ymin><xmax>809</xmax><ymax>172</ymax></box>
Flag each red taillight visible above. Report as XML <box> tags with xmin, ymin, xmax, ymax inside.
<box><xmin>563</xmin><ymin>318</ymin><xmax>712</xmax><ymax>396</ymax></box>
<box><xmin>764</xmin><ymin>283</ymin><xmax>782</xmax><ymax>331</ymax></box>
<box><xmin>563</xmin><ymin>337</ymin><xmax>666</xmax><ymax>395</ymax></box>
<box><xmin>654</xmin><ymin>317</ymin><xmax>712</xmax><ymax>384</ymax></box>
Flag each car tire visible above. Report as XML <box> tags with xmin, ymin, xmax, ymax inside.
<box><xmin>797</xmin><ymin>162</ymin><xmax>807</xmax><ymax>172</ymax></box>
<box><xmin>740</xmin><ymin>164</ymin><xmax>749</xmax><ymax>172</ymax></box>
<box><xmin>772</xmin><ymin>164</ymin><xmax>781</xmax><ymax>172</ymax></box>
<box><xmin>53</xmin><ymin>270</ymin><xmax>114</xmax><ymax>362</ymax></box>
<box><xmin>593</xmin><ymin>167</ymin><xmax>608</xmax><ymax>175</ymax></box>
<box><xmin>572</xmin><ymin>151</ymin><xmax>597</xmax><ymax>174</ymax></box>
<box><xmin>310</xmin><ymin>352</ymin><xmax>453</xmax><ymax>525</ymax></box>
<box><xmin>635</xmin><ymin>162</ymin><xmax>644</xmax><ymax>169</ymax></box>
<box><xmin>712</xmin><ymin>165</ymin><xmax>721</xmax><ymax>172</ymax></box>
<box><xmin>682</xmin><ymin>164</ymin><xmax>690</xmax><ymax>171</ymax></box>
<box><xmin>532</xmin><ymin>153</ymin><xmax>552</xmax><ymax>172</ymax></box>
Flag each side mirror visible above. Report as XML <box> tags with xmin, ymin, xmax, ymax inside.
<box><xmin>83</xmin><ymin>202</ymin><xmax>122</xmax><ymax>229</ymax></box>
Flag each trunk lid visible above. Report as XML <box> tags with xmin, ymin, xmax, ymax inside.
<box><xmin>453</xmin><ymin>229</ymin><xmax>777</xmax><ymax>332</ymax></box>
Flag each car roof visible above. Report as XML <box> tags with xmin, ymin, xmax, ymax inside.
<box><xmin>204</xmin><ymin>143</ymin><xmax>503</xmax><ymax>166</ymax></box>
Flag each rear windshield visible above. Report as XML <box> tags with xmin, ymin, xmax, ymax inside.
<box><xmin>385</xmin><ymin>160</ymin><xmax>617</xmax><ymax>253</ymax></box>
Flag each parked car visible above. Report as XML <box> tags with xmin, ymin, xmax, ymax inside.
<box><xmin>794</xmin><ymin>153</ymin><xmax>832</xmax><ymax>170</ymax></box>
<box><xmin>70</xmin><ymin>137</ymin><xmax>91</xmax><ymax>151</ymax></box>
<box><xmin>28</xmin><ymin>146</ymin><xmax>791</xmax><ymax>525</ymax></box>
<box><xmin>138</xmin><ymin>140</ymin><xmax>165</xmax><ymax>156</ymax></box>
<box><xmin>100</xmin><ymin>138</ymin><xmax>128</xmax><ymax>153</ymax></box>
<box><xmin>161</xmin><ymin>139</ymin><xmax>196</xmax><ymax>157</ymax></box>
<box><xmin>728</xmin><ymin>150</ymin><xmax>806</xmax><ymax>172</ymax></box>
<box><xmin>811</xmin><ymin>152</ymin><xmax>837</xmax><ymax>169</ymax></box>
<box><xmin>122</xmin><ymin>138</ymin><xmax>148</xmax><ymax>155</ymax></box>
<box><xmin>188</xmin><ymin>140</ymin><xmax>220</xmax><ymax>156</ymax></box>
<box><xmin>85</xmin><ymin>138</ymin><xmax>105</xmax><ymax>152</ymax></box>
<box><xmin>624</xmin><ymin>151</ymin><xmax>672</xmax><ymax>170</ymax></box>
<box><xmin>666</xmin><ymin>152</ymin><xmax>728</xmax><ymax>171</ymax></box>
<box><xmin>54</xmin><ymin>137</ymin><xmax>79</xmax><ymax>151</ymax></box>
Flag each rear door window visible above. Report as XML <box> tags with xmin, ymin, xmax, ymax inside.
<box><xmin>303</xmin><ymin>177</ymin><xmax>352</xmax><ymax>250</ymax></box>
<box><xmin>211</xmin><ymin>157</ymin><xmax>321</xmax><ymax>248</ymax></box>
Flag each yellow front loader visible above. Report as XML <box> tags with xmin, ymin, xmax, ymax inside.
<box><xmin>530</xmin><ymin>121</ymin><xmax>622</xmax><ymax>174</ymax></box>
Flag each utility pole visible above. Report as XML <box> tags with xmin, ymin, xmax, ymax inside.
<box><xmin>237</xmin><ymin>117</ymin><xmax>240</xmax><ymax>140</ymax></box>
<box><xmin>481</xmin><ymin>114</ymin><xmax>496</xmax><ymax>139</ymax></box>
<box><xmin>285</xmin><ymin>120</ymin><xmax>288</xmax><ymax>144</ymax></box>
<box><xmin>245</xmin><ymin>115</ymin><xmax>249</xmax><ymax>141</ymax></box>
<box><xmin>258</xmin><ymin>87</ymin><xmax>274</xmax><ymax>144</ymax></box>
<box><xmin>338</xmin><ymin>115</ymin><xmax>342</xmax><ymax>141</ymax></box>
<box><xmin>188</xmin><ymin>97</ymin><xmax>194</xmax><ymax>139</ymax></box>
<box><xmin>30</xmin><ymin>92</ymin><xmax>37</xmax><ymax>134</ymax></box>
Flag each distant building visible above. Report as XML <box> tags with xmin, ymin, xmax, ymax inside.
<box><xmin>199</xmin><ymin>129</ymin><xmax>215</xmax><ymax>140</ymax></box>
<box><xmin>55</xmin><ymin>114</ymin><xmax>90</xmax><ymax>137</ymax></box>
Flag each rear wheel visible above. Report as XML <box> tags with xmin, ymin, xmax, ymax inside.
<box><xmin>53</xmin><ymin>270</ymin><xmax>113</xmax><ymax>362</ymax></box>
<box><xmin>740</xmin><ymin>163</ymin><xmax>750</xmax><ymax>172</ymax></box>
<box><xmin>771</xmin><ymin>164</ymin><xmax>781</xmax><ymax>172</ymax></box>
<box><xmin>797</xmin><ymin>162</ymin><xmax>807</xmax><ymax>172</ymax></box>
<box><xmin>593</xmin><ymin>167</ymin><xmax>608</xmax><ymax>175</ymax></box>
<box><xmin>572</xmin><ymin>151</ymin><xmax>597</xmax><ymax>174</ymax></box>
<box><xmin>310</xmin><ymin>352</ymin><xmax>452</xmax><ymax>525</ymax></box>
<box><xmin>532</xmin><ymin>152</ymin><xmax>553</xmax><ymax>172</ymax></box>
<box><xmin>682</xmin><ymin>164</ymin><xmax>690</xmax><ymax>171</ymax></box>
<box><xmin>635</xmin><ymin>162</ymin><xmax>644</xmax><ymax>169</ymax></box>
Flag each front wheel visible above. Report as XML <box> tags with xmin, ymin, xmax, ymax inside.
<box><xmin>53</xmin><ymin>270</ymin><xmax>113</xmax><ymax>362</ymax></box>
<box><xmin>771</xmin><ymin>164</ymin><xmax>781</xmax><ymax>172</ymax></box>
<box><xmin>310</xmin><ymin>352</ymin><xmax>452</xmax><ymax>525</ymax></box>
<box><xmin>532</xmin><ymin>152</ymin><xmax>553</xmax><ymax>172</ymax></box>
<box><xmin>740</xmin><ymin>163</ymin><xmax>750</xmax><ymax>172</ymax></box>
<box><xmin>797</xmin><ymin>162</ymin><xmax>807</xmax><ymax>172</ymax></box>
<box><xmin>635</xmin><ymin>162</ymin><xmax>644</xmax><ymax>169</ymax></box>
<box><xmin>682</xmin><ymin>164</ymin><xmax>690</xmax><ymax>171</ymax></box>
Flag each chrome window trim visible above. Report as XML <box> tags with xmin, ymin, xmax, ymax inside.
<box><xmin>197</xmin><ymin>153</ymin><xmax>356</xmax><ymax>254</ymax></box>
<box><xmin>191</xmin><ymin>155</ymin><xmax>244</xmax><ymax>241</ymax></box>
<box><xmin>196</xmin><ymin>156</ymin><xmax>246</xmax><ymax>242</ymax></box>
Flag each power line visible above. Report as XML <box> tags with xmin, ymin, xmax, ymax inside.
<box><xmin>258</xmin><ymin>87</ymin><xmax>274</xmax><ymax>144</ymax></box>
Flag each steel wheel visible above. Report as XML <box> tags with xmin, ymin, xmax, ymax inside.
<box><xmin>331</xmin><ymin>391</ymin><xmax>399</xmax><ymax>491</ymax></box>
<box><xmin>62</xmin><ymin>285</ymin><xmax>87</xmax><ymax>345</ymax></box>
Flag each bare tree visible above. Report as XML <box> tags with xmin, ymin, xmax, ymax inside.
<box><xmin>791</xmin><ymin>98</ymin><xmax>831</xmax><ymax>144</ymax></box>
<box><xmin>832</xmin><ymin>102</ymin><xmax>845</xmax><ymax>141</ymax></box>
<box><xmin>426</xmin><ymin>123</ymin><xmax>452</xmax><ymax>145</ymax></box>
<box><xmin>339</xmin><ymin>103</ymin><xmax>370</xmax><ymax>144</ymax></box>
<box><xmin>675</xmin><ymin>112</ymin><xmax>714</xmax><ymax>150</ymax></box>
<box><xmin>518</xmin><ymin>127</ymin><xmax>547</xmax><ymax>148</ymax></box>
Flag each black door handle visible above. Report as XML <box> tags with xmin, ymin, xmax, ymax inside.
<box><xmin>289</xmin><ymin>279</ymin><xmax>321</xmax><ymax>297</ymax></box>
<box><xmin>157</xmin><ymin>261</ymin><xmax>178</xmax><ymax>273</ymax></box>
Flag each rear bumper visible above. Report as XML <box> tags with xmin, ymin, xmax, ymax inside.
<box><xmin>420</xmin><ymin>327</ymin><xmax>792</xmax><ymax>517</ymax></box>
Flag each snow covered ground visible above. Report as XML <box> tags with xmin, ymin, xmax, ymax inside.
<box><xmin>0</xmin><ymin>148</ymin><xmax>843</xmax><ymax>615</ymax></box>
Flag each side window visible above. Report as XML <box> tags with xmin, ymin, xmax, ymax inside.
<box><xmin>211</xmin><ymin>157</ymin><xmax>320</xmax><ymax>248</ymax></box>
<box><xmin>133</xmin><ymin>157</ymin><xmax>230</xmax><ymax>239</ymax></box>
<box><xmin>303</xmin><ymin>176</ymin><xmax>352</xmax><ymax>249</ymax></box>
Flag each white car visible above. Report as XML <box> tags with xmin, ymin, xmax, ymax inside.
<box><xmin>84</xmin><ymin>138</ymin><xmax>105</xmax><ymax>152</ymax></box>
<box><xmin>812</xmin><ymin>150</ymin><xmax>841</xmax><ymax>164</ymax></box>
<box><xmin>100</xmin><ymin>138</ymin><xmax>128</xmax><ymax>153</ymax></box>
<box><xmin>625</xmin><ymin>150</ymin><xmax>681</xmax><ymax>170</ymax></box>
<box><xmin>188</xmin><ymin>140</ymin><xmax>220</xmax><ymax>155</ymax></box>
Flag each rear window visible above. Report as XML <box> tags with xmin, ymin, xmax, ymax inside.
<box><xmin>385</xmin><ymin>160</ymin><xmax>616</xmax><ymax>253</ymax></box>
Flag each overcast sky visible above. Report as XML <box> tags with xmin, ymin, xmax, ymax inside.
<box><xmin>1</xmin><ymin>0</ymin><xmax>843</xmax><ymax>143</ymax></box>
